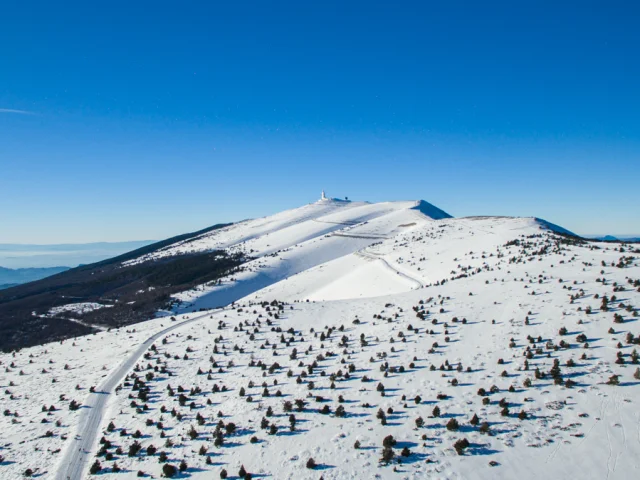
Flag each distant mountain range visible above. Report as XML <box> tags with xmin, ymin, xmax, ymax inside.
<box><xmin>584</xmin><ymin>235</ymin><xmax>640</xmax><ymax>242</ymax></box>
<box><xmin>0</xmin><ymin>266</ymin><xmax>70</xmax><ymax>289</ymax></box>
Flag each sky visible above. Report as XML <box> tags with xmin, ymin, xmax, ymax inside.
<box><xmin>1</xmin><ymin>0</ymin><xmax>639</xmax><ymax>244</ymax></box>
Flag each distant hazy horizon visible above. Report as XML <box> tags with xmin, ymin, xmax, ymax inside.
<box><xmin>0</xmin><ymin>227</ymin><xmax>638</xmax><ymax>271</ymax></box>
<box><xmin>0</xmin><ymin>216</ymin><xmax>638</xmax><ymax>268</ymax></box>
<box><xmin>583</xmin><ymin>235</ymin><xmax>640</xmax><ymax>239</ymax></box>
<box><xmin>0</xmin><ymin>240</ymin><xmax>155</xmax><ymax>269</ymax></box>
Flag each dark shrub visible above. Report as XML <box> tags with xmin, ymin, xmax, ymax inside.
<box><xmin>162</xmin><ymin>464</ymin><xmax>177</xmax><ymax>477</ymax></box>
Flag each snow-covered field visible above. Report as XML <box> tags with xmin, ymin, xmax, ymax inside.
<box><xmin>1</xmin><ymin>198</ymin><xmax>639</xmax><ymax>479</ymax></box>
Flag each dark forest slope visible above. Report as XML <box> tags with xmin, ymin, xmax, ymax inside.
<box><xmin>0</xmin><ymin>223</ymin><xmax>246</xmax><ymax>351</ymax></box>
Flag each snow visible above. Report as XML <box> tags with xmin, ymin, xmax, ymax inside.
<box><xmin>1</xmin><ymin>199</ymin><xmax>639</xmax><ymax>480</ymax></box>
<box><xmin>247</xmin><ymin>216</ymin><xmax>564</xmax><ymax>303</ymax></box>
<box><xmin>123</xmin><ymin>199</ymin><xmax>371</xmax><ymax>266</ymax></box>
<box><xmin>0</xmin><ymin>316</ymin><xmax>200</xmax><ymax>478</ymax></box>
<box><xmin>166</xmin><ymin>200</ymin><xmax>448</xmax><ymax>311</ymax></box>
<box><xmin>46</xmin><ymin>302</ymin><xmax>113</xmax><ymax>317</ymax></box>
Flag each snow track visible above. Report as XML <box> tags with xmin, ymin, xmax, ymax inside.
<box><xmin>54</xmin><ymin>312</ymin><xmax>216</xmax><ymax>480</ymax></box>
<box><xmin>356</xmin><ymin>250</ymin><xmax>426</xmax><ymax>289</ymax></box>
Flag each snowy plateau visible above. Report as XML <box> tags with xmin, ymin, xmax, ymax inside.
<box><xmin>1</xmin><ymin>197</ymin><xmax>640</xmax><ymax>480</ymax></box>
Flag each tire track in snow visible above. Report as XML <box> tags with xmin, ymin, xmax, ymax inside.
<box><xmin>603</xmin><ymin>392</ymin><xmax>626</xmax><ymax>480</ymax></box>
<box><xmin>605</xmin><ymin>397</ymin><xmax>614</xmax><ymax>480</ymax></box>
<box><xmin>609</xmin><ymin>392</ymin><xmax>626</xmax><ymax>477</ymax></box>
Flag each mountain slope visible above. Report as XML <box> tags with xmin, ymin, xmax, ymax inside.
<box><xmin>0</xmin><ymin>208</ymin><xmax>638</xmax><ymax>480</ymax></box>
<box><xmin>0</xmin><ymin>199</ymin><xmax>450</xmax><ymax>350</ymax></box>
<box><xmin>159</xmin><ymin>199</ymin><xmax>451</xmax><ymax>311</ymax></box>
<box><xmin>0</xmin><ymin>223</ymin><xmax>237</xmax><ymax>350</ymax></box>
<box><xmin>241</xmin><ymin>216</ymin><xmax>581</xmax><ymax>303</ymax></box>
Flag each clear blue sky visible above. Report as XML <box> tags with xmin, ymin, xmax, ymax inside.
<box><xmin>1</xmin><ymin>1</ymin><xmax>638</xmax><ymax>243</ymax></box>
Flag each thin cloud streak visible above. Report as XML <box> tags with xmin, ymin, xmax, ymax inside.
<box><xmin>0</xmin><ymin>108</ymin><xmax>36</xmax><ymax>115</ymax></box>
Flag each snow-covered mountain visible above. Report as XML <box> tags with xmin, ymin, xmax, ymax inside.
<box><xmin>125</xmin><ymin>198</ymin><xmax>452</xmax><ymax>311</ymax></box>
<box><xmin>1</xmin><ymin>196</ymin><xmax>639</xmax><ymax>480</ymax></box>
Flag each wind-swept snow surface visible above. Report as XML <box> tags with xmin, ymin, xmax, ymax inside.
<box><xmin>247</xmin><ymin>216</ymin><xmax>573</xmax><ymax>303</ymax></box>
<box><xmin>149</xmin><ymin>199</ymin><xmax>450</xmax><ymax>311</ymax></box>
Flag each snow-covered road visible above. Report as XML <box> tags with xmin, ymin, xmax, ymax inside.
<box><xmin>53</xmin><ymin>312</ymin><xmax>215</xmax><ymax>480</ymax></box>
